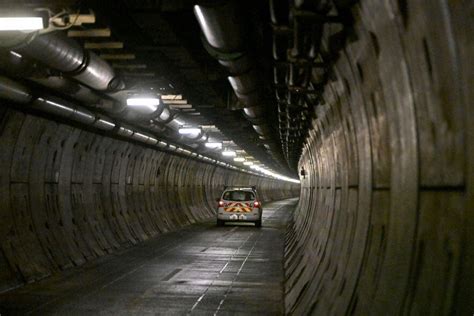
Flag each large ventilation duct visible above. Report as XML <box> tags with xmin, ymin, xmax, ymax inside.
<box><xmin>0</xmin><ymin>50</ymin><xmax>122</xmax><ymax>113</ymax></box>
<box><xmin>1</xmin><ymin>34</ymin><xmax>211</xmax><ymax>147</ymax></box>
<box><xmin>194</xmin><ymin>1</ymin><xmax>285</xmax><ymax>166</ymax></box>
<box><xmin>10</xmin><ymin>33</ymin><xmax>124</xmax><ymax>91</ymax></box>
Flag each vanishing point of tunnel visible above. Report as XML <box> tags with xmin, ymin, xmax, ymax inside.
<box><xmin>0</xmin><ymin>0</ymin><xmax>472</xmax><ymax>315</ymax></box>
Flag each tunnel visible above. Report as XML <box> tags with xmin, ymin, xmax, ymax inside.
<box><xmin>0</xmin><ymin>0</ymin><xmax>472</xmax><ymax>315</ymax></box>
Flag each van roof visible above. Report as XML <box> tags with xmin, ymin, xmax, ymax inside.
<box><xmin>224</xmin><ymin>187</ymin><xmax>256</xmax><ymax>192</ymax></box>
<box><xmin>224</xmin><ymin>185</ymin><xmax>257</xmax><ymax>191</ymax></box>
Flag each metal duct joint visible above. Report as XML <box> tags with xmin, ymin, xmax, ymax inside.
<box><xmin>154</xmin><ymin>106</ymin><xmax>176</xmax><ymax>124</ymax></box>
<box><xmin>14</xmin><ymin>32</ymin><xmax>123</xmax><ymax>91</ymax></box>
<box><xmin>119</xmin><ymin>103</ymin><xmax>165</xmax><ymax>122</ymax></box>
<box><xmin>218</xmin><ymin>54</ymin><xmax>252</xmax><ymax>74</ymax></box>
<box><xmin>228</xmin><ymin>69</ymin><xmax>259</xmax><ymax>95</ymax></box>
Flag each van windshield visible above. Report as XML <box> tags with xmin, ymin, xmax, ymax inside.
<box><xmin>223</xmin><ymin>191</ymin><xmax>255</xmax><ymax>201</ymax></box>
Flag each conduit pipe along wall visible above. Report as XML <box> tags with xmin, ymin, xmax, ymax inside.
<box><xmin>285</xmin><ymin>1</ymin><xmax>473</xmax><ymax>315</ymax></box>
<box><xmin>193</xmin><ymin>1</ymin><xmax>285</xmax><ymax>166</ymax></box>
<box><xmin>2</xmin><ymin>33</ymin><xmax>210</xmax><ymax>148</ymax></box>
<box><xmin>0</xmin><ymin>75</ymin><xmax>241</xmax><ymax>176</ymax></box>
<box><xmin>0</xmin><ymin>101</ymin><xmax>299</xmax><ymax>292</ymax></box>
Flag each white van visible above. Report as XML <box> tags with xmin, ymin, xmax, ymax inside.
<box><xmin>216</xmin><ymin>186</ymin><xmax>262</xmax><ymax>227</ymax></box>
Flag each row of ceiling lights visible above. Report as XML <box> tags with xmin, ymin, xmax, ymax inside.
<box><xmin>0</xmin><ymin>14</ymin><xmax>300</xmax><ymax>184</ymax></box>
<box><xmin>133</xmin><ymin>96</ymin><xmax>299</xmax><ymax>183</ymax></box>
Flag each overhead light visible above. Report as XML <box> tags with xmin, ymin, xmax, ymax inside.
<box><xmin>205</xmin><ymin>142</ymin><xmax>222</xmax><ymax>149</ymax></box>
<box><xmin>10</xmin><ymin>51</ymin><xmax>22</xmax><ymax>58</ymax></box>
<box><xmin>222</xmin><ymin>150</ymin><xmax>236</xmax><ymax>157</ymax></box>
<box><xmin>0</xmin><ymin>17</ymin><xmax>45</xmax><ymax>31</ymax></box>
<box><xmin>234</xmin><ymin>157</ymin><xmax>245</xmax><ymax>162</ymax></box>
<box><xmin>243</xmin><ymin>162</ymin><xmax>254</xmax><ymax>166</ymax></box>
<box><xmin>178</xmin><ymin>127</ymin><xmax>202</xmax><ymax>135</ymax></box>
<box><xmin>126</xmin><ymin>97</ymin><xmax>160</xmax><ymax>113</ymax></box>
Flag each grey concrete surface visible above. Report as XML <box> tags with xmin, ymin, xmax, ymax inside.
<box><xmin>0</xmin><ymin>107</ymin><xmax>299</xmax><ymax>293</ymax></box>
<box><xmin>283</xmin><ymin>1</ymin><xmax>473</xmax><ymax>315</ymax></box>
<box><xmin>0</xmin><ymin>198</ymin><xmax>298</xmax><ymax>315</ymax></box>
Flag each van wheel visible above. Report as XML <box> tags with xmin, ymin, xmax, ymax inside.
<box><xmin>217</xmin><ymin>219</ymin><xmax>224</xmax><ymax>226</ymax></box>
<box><xmin>255</xmin><ymin>219</ymin><xmax>262</xmax><ymax>227</ymax></box>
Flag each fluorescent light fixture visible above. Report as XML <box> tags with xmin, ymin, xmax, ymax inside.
<box><xmin>205</xmin><ymin>142</ymin><xmax>222</xmax><ymax>149</ymax></box>
<box><xmin>10</xmin><ymin>51</ymin><xmax>22</xmax><ymax>58</ymax></box>
<box><xmin>233</xmin><ymin>157</ymin><xmax>245</xmax><ymax>162</ymax></box>
<box><xmin>222</xmin><ymin>150</ymin><xmax>236</xmax><ymax>157</ymax></box>
<box><xmin>126</xmin><ymin>97</ymin><xmax>160</xmax><ymax>112</ymax></box>
<box><xmin>0</xmin><ymin>17</ymin><xmax>44</xmax><ymax>31</ymax></box>
<box><xmin>127</xmin><ymin>97</ymin><xmax>160</xmax><ymax>106</ymax></box>
<box><xmin>243</xmin><ymin>161</ymin><xmax>254</xmax><ymax>166</ymax></box>
<box><xmin>178</xmin><ymin>127</ymin><xmax>201</xmax><ymax>135</ymax></box>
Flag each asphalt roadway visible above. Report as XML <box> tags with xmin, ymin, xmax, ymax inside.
<box><xmin>0</xmin><ymin>198</ymin><xmax>299</xmax><ymax>315</ymax></box>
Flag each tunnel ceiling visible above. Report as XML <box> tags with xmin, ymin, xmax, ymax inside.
<box><xmin>94</xmin><ymin>1</ymin><xmax>283</xmax><ymax>170</ymax></box>
<box><xmin>90</xmin><ymin>0</ymin><xmax>296</xmax><ymax>174</ymax></box>
<box><xmin>0</xmin><ymin>0</ymin><xmax>292</xmax><ymax>174</ymax></box>
<box><xmin>0</xmin><ymin>0</ymin><xmax>357</xmax><ymax>177</ymax></box>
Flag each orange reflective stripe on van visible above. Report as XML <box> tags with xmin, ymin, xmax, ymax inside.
<box><xmin>224</xmin><ymin>202</ymin><xmax>252</xmax><ymax>212</ymax></box>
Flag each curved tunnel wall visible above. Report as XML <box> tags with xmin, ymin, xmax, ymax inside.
<box><xmin>0</xmin><ymin>105</ymin><xmax>299</xmax><ymax>293</ymax></box>
<box><xmin>285</xmin><ymin>1</ymin><xmax>472</xmax><ymax>315</ymax></box>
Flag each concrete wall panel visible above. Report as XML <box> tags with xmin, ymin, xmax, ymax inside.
<box><xmin>285</xmin><ymin>1</ymin><xmax>472</xmax><ymax>314</ymax></box>
<box><xmin>0</xmin><ymin>108</ymin><xmax>299</xmax><ymax>293</ymax></box>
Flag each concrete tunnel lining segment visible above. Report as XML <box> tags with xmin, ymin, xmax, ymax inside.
<box><xmin>285</xmin><ymin>1</ymin><xmax>473</xmax><ymax>315</ymax></box>
<box><xmin>0</xmin><ymin>106</ymin><xmax>299</xmax><ymax>293</ymax></box>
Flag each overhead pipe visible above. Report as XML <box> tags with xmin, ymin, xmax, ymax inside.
<box><xmin>4</xmin><ymin>34</ymin><xmax>214</xmax><ymax>149</ymax></box>
<box><xmin>11</xmin><ymin>32</ymin><xmax>124</xmax><ymax>91</ymax></box>
<box><xmin>193</xmin><ymin>1</ymin><xmax>245</xmax><ymax>52</ymax></box>
<box><xmin>0</xmin><ymin>76</ymin><xmax>33</xmax><ymax>104</ymax></box>
<box><xmin>0</xmin><ymin>32</ymin><xmax>235</xmax><ymax>164</ymax></box>
<box><xmin>0</xmin><ymin>75</ymin><xmax>215</xmax><ymax>156</ymax></box>
<box><xmin>32</xmin><ymin>96</ymin><xmax>96</xmax><ymax>125</ymax></box>
<box><xmin>1</xmin><ymin>41</ymin><xmax>206</xmax><ymax>147</ymax></box>
<box><xmin>0</xmin><ymin>75</ymin><xmax>116</xmax><ymax>131</ymax></box>
<box><xmin>269</xmin><ymin>0</ymin><xmax>335</xmax><ymax>168</ymax></box>
<box><xmin>194</xmin><ymin>1</ymin><xmax>285</xmax><ymax>164</ymax></box>
<box><xmin>30</xmin><ymin>76</ymin><xmax>104</xmax><ymax>106</ymax></box>
<box><xmin>0</xmin><ymin>51</ymin><xmax>125</xmax><ymax>113</ymax></box>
